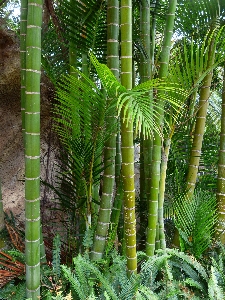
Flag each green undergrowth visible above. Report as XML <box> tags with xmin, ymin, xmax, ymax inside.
<box><xmin>1</xmin><ymin>237</ymin><xmax>225</xmax><ymax>299</ymax></box>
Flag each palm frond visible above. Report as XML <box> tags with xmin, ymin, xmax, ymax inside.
<box><xmin>173</xmin><ymin>190</ymin><xmax>218</xmax><ymax>258</ymax></box>
<box><xmin>57</xmin><ymin>0</ymin><xmax>107</xmax><ymax>61</ymax></box>
<box><xmin>175</xmin><ymin>0</ymin><xmax>222</xmax><ymax>37</ymax></box>
<box><xmin>169</xmin><ymin>26</ymin><xmax>225</xmax><ymax>97</ymax></box>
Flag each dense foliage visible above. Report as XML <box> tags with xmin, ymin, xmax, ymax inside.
<box><xmin>1</xmin><ymin>0</ymin><xmax>225</xmax><ymax>299</ymax></box>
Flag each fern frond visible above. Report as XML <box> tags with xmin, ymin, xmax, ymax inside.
<box><xmin>0</xmin><ymin>282</ymin><xmax>26</xmax><ymax>300</ymax></box>
<box><xmin>136</xmin><ymin>285</ymin><xmax>158</xmax><ymax>300</ymax></box>
<box><xmin>73</xmin><ymin>255</ymin><xmax>118</xmax><ymax>300</ymax></box>
<box><xmin>61</xmin><ymin>264</ymin><xmax>88</xmax><ymax>300</ymax></box>
<box><xmin>118</xmin><ymin>273</ymin><xmax>140</xmax><ymax>300</ymax></box>
<box><xmin>208</xmin><ymin>265</ymin><xmax>225</xmax><ymax>300</ymax></box>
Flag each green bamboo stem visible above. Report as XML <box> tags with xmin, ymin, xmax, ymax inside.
<box><xmin>113</xmin><ymin>130</ymin><xmax>124</xmax><ymax>250</ymax></box>
<box><xmin>138</xmin><ymin>0</ymin><xmax>151</xmax><ymax>249</ymax></box>
<box><xmin>186</xmin><ymin>38</ymin><xmax>215</xmax><ymax>199</ymax></box>
<box><xmin>140</xmin><ymin>0</ymin><xmax>151</xmax><ymax>83</ymax></box>
<box><xmin>91</xmin><ymin>0</ymin><xmax>119</xmax><ymax>260</ymax></box>
<box><xmin>158</xmin><ymin>137</ymin><xmax>171</xmax><ymax>250</ymax></box>
<box><xmin>217</xmin><ymin>63</ymin><xmax>225</xmax><ymax>243</ymax></box>
<box><xmin>146</xmin><ymin>0</ymin><xmax>177</xmax><ymax>257</ymax></box>
<box><xmin>21</xmin><ymin>0</ymin><xmax>46</xmax><ymax>270</ymax></box>
<box><xmin>20</xmin><ymin>0</ymin><xmax>28</xmax><ymax>145</ymax></box>
<box><xmin>106</xmin><ymin>0</ymin><xmax>120</xmax><ymax>79</ymax></box>
<box><xmin>120</xmin><ymin>0</ymin><xmax>137</xmax><ymax>275</ymax></box>
<box><xmin>25</xmin><ymin>0</ymin><xmax>42</xmax><ymax>297</ymax></box>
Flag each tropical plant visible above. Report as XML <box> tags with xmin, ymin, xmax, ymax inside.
<box><xmin>173</xmin><ymin>190</ymin><xmax>218</xmax><ymax>259</ymax></box>
<box><xmin>13</xmin><ymin>0</ymin><xmax>225</xmax><ymax>294</ymax></box>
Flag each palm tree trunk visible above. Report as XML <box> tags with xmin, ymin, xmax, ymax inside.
<box><xmin>91</xmin><ymin>0</ymin><xmax>119</xmax><ymax>260</ymax></box>
<box><xmin>25</xmin><ymin>0</ymin><xmax>42</xmax><ymax>297</ymax></box>
<box><xmin>120</xmin><ymin>0</ymin><xmax>137</xmax><ymax>275</ymax></box>
<box><xmin>146</xmin><ymin>0</ymin><xmax>177</xmax><ymax>257</ymax></box>
<box><xmin>216</xmin><ymin>63</ymin><xmax>225</xmax><ymax>242</ymax></box>
<box><xmin>186</xmin><ymin>36</ymin><xmax>215</xmax><ymax>199</ymax></box>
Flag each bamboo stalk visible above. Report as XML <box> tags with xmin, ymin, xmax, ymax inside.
<box><xmin>217</xmin><ymin>63</ymin><xmax>225</xmax><ymax>243</ymax></box>
<box><xmin>146</xmin><ymin>0</ymin><xmax>177</xmax><ymax>257</ymax></box>
<box><xmin>138</xmin><ymin>0</ymin><xmax>151</xmax><ymax>249</ymax></box>
<box><xmin>91</xmin><ymin>0</ymin><xmax>119</xmax><ymax>260</ymax></box>
<box><xmin>186</xmin><ymin>33</ymin><xmax>215</xmax><ymax>199</ymax></box>
<box><xmin>25</xmin><ymin>0</ymin><xmax>42</xmax><ymax>297</ymax></box>
<box><xmin>120</xmin><ymin>0</ymin><xmax>137</xmax><ymax>275</ymax></box>
<box><xmin>20</xmin><ymin>0</ymin><xmax>28</xmax><ymax>145</ymax></box>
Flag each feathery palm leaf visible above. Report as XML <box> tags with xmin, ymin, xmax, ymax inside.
<box><xmin>175</xmin><ymin>0</ymin><xmax>223</xmax><ymax>37</ymax></box>
<box><xmin>90</xmin><ymin>53</ymin><xmax>186</xmax><ymax>138</ymax></box>
<box><xmin>58</xmin><ymin>0</ymin><xmax>107</xmax><ymax>57</ymax></box>
<box><xmin>169</xmin><ymin>26</ymin><xmax>225</xmax><ymax>96</ymax></box>
<box><xmin>173</xmin><ymin>190</ymin><xmax>218</xmax><ymax>258</ymax></box>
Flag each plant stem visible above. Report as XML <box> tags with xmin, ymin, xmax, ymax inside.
<box><xmin>216</xmin><ymin>63</ymin><xmax>225</xmax><ymax>242</ymax></box>
<box><xmin>120</xmin><ymin>0</ymin><xmax>137</xmax><ymax>275</ymax></box>
<box><xmin>25</xmin><ymin>0</ymin><xmax>42</xmax><ymax>297</ymax></box>
<box><xmin>146</xmin><ymin>0</ymin><xmax>177</xmax><ymax>257</ymax></box>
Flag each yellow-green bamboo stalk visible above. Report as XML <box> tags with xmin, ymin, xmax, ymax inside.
<box><xmin>112</xmin><ymin>132</ymin><xmax>124</xmax><ymax>251</ymax></box>
<box><xmin>25</xmin><ymin>0</ymin><xmax>42</xmax><ymax>297</ymax></box>
<box><xmin>217</xmin><ymin>63</ymin><xmax>225</xmax><ymax>243</ymax></box>
<box><xmin>91</xmin><ymin>0</ymin><xmax>119</xmax><ymax>260</ymax></box>
<box><xmin>186</xmin><ymin>36</ymin><xmax>215</xmax><ymax>199</ymax></box>
<box><xmin>146</xmin><ymin>0</ymin><xmax>177</xmax><ymax>257</ymax></box>
<box><xmin>120</xmin><ymin>0</ymin><xmax>137</xmax><ymax>275</ymax></box>
<box><xmin>158</xmin><ymin>137</ymin><xmax>171</xmax><ymax>250</ymax></box>
<box><xmin>138</xmin><ymin>0</ymin><xmax>151</xmax><ymax>249</ymax></box>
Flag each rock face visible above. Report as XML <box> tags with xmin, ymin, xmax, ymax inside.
<box><xmin>0</xmin><ymin>27</ymin><xmax>23</xmax><ymax>220</ymax></box>
<box><xmin>0</xmin><ymin>27</ymin><xmax>55</xmax><ymax>222</ymax></box>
